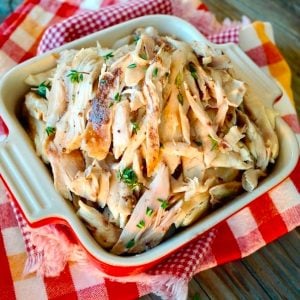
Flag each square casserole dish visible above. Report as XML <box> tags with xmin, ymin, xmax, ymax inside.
<box><xmin>0</xmin><ymin>15</ymin><xmax>298</xmax><ymax>276</ymax></box>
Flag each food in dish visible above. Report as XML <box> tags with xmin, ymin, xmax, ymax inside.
<box><xmin>22</xmin><ymin>27</ymin><xmax>279</xmax><ymax>255</ymax></box>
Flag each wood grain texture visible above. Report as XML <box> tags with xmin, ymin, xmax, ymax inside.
<box><xmin>142</xmin><ymin>1</ymin><xmax>300</xmax><ymax>299</ymax></box>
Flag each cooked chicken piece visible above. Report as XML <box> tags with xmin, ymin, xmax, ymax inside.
<box><xmin>26</xmin><ymin>116</ymin><xmax>49</xmax><ymax>164</ymax></box>
<box><xmin>211</xmin><ymin>152</ymin><xmax>253</xmax><ymax>170</ymax></box>
<box><xmin>111</xmin><ymin>164</ymin><xmax>170</xmax><ymax>254</ymax></box>
<box><xmin>81</xmin><ymin>72</ymin><xmax>120</xmax><ymax>160</ymax></box>
<box><xmin>207</xmin><ymin>54</ymin><xmax>231</xmax><ymax>69</ymax></box>
<box><xmin>46</xmin><ymin>51</ymin><xmax>78</xmax><ymax>126</ymax></box>
<box><xmin>128</xmin><ymin>200</ymin><xmax>183</xmax><ymax>253</ymax></box>
<box><xmin>97</xmin><ymin>169</ymin><xmax>111</xmax><ymax>208</ymax></box>
<box><xmin>106</xmin><ymin>172</ymin><xmax>136</xmax><ymax>228</ymax></box>
<box><xmin>243</xmin><ymin>95</ymin><xmax>279</xmax><ymax>162</ymax></box>
<box><xmin>175</xmin><ymin>192</ymin><xmax>210</xmax><ymax>227</ymax></box>
<box><xmin>24</xmin><ymin>92</ymin><xmax>48</xmax><ymax>121</ymax></box>
<box><xmin>203</xmin><ymin>167</ymin><xmax>240</xmax><ymax>183</ymax></box>
<box><xmin>182</xmin><ymin>156</ymin><xmax>205</xmax><ymax>180</ymax></box>
<box><xmin>209</xmin><ymin>181</ymin><xmax>243</xmax><ymax>207</ymax></box>
<box><xmin>112</xmin><ymin>100</ymin><xmax>131</xmax><ymax>159</ymax></box>
<box><xmin>54</xmin><ymin>49</ymin><xmax>102</xmax><ymax>152</ymax></box>
<box><xmin>119</xmin><ymin>118</ymin><xmax>146</xmax><ymax>168</ymax></box>
<box><xmin>46</xmin><ymin>142</ymin><xmax>85</xmax><ymax>200</ymax></box>
<box><xmin>69</xmin><ymin>161</ymin><xmax>102</xmax><ymax>202</ymax></box>
<box><xmin>132</xmin><ymin>149</ymin><xmax>147</xmax><ymax>186</ymax></box>
<box><xmin>143</xmin><ymin>79</ymin><xmax>161</xmax><ymax>176</ymax></box>
<box><xmin>159</xmin><ymin>86</ymin><xmax>182</xmax><ymax>143</ymax></box>
<box><xmin>238</xmin><ymin>110</ymin><xmax>269</xmax><ymax>170</ymax></box>
<box><xmin>184</xmin><ymin>82</ymin><xmax>219</xmax><ymax>142</ymax></box>
<box><xmin>77</xmin><ymin>201</ymin><xmax>121</xmax><ymax>249</ymax></box>
<box><xmin>162</xmin><ymin>153</ymin><xmax>181</xmax><ymax>175</ymax></box>
<box><xmin>25</xmin><ymin>68</ymin><xmax>55</xmax><ymax>87</ymax></box>
<box><xmin>161</xmin><ymin>142</ymin><xmax>203</xmax><ymax>160</ymax></box>
<box><xmin>242</xmin><ymin>169</ymin><xmax>266</xmax><ymax>192</ymax></box>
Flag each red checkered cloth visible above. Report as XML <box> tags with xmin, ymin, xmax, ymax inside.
<box><xmin>0</xmin><ymin>0</ymin><xmax>299</xmax><ymax>299</ymax></box>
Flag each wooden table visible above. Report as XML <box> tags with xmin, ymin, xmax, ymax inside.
<box><xmin>1</xmin><ymin>1</ymin><xmax>299</xmax><ymax>299</ymax></box>
<box><xmin>143</xmin><ymin>0</ymin><xmax>300</xmax><ymax>299</ymax></box>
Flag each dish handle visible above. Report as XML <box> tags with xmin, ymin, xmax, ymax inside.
<box><xmin>0</xmin><ymin>133</ymin><xmax>74</xmax><ymax>225</ymax></box>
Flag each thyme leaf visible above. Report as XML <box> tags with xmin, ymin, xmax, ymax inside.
<box><xmin>45</xmin><ymin>126</ymin><xmax>56</xmax><ymax>136</ymax></box>
<box><xmin>208</xmin><ymin>134</ymin><xmax>219</xmax><ymax>151</ymax></box>
<box><xmin>158</xmin><ymin>198</ymin><xmax>169</xmax><ymax>210</ymax></box>
<box><xmin>33</xmin><ymin>81</ymin><xmax>51</xmax><ymax>98</ymax></box>
<box><xmin>136</xmin><ymin>220</ymin><xmax>145</xmax><ymax>229</ymax></box>
<box><xmin>152</xmin><ymin>67</ymin><xmax>158</xmax><ymax>77</ymax></box>
<box><xmin>146</xmin><ymin>207</ymin><xmax>154</xmax><ymax>217</ymax></box>
<box><xmin>117</xmin><ymin>168</ymin><xmax>141</xmax><ymax>190</ymax></box>
<box><xmin>126</xmin><ymin>239</ymin><xmax>135</xmax><ymax>249</ymax></box>
<box><xmin>102</xmin><ymin>51</ymin><xmax>114</xmax><ymax>62</ymax></box>
<box><xmin>131</xmin><ymin>121</ymin><xmax>140</xmax><ymax>134</ymax></box>
<box><xmin>67</xmin><ymin>70</ymin><xmax>89</xmax><ymax>83</ymax></box>
<box><xmin>127</xmin><ymin>63</ymin><xmax>137</xmax><ymax>69</ymax></box>
<box><xmin>177</xmin><ymin>93</ymin><xmax>184</xmax><ymax>105</ymax></box>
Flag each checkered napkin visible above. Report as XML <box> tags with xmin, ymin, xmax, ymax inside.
<box><xmin>0</xmin><ymin>0</ymin><xmax>299</xmax><ymax>299</ymax></box>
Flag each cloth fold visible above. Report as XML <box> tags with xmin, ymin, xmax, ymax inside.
<box><xmin>0</xmin><ymin>0</ymin><xmax>299</xmax><ymax>299</ymax></box>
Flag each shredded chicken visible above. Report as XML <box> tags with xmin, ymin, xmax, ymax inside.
<box><xmin>23</xmin><ymin>26</ymin><xmax>279</xmax><ymax>255</ymax></box>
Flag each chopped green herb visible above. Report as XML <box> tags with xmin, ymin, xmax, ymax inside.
<box><xmin>114</xmin><ymin>92</ymin><xmax>122</xmax><ymax>102</ymax></box>
<box><xmin>100</xmin><ymin>79</ymin><xmax>107</xmax><ymax>85</ymax></box>
<box><xmin>33</xmin><ymin>81</ymin><xmax>51</xmax><ymax>98</ymax></box>
<box><xmin>177</xmin><ymin>93</ymin><xmax>184</xmax><ymax>105</ymax></box>
<box><xmin>133</xmin><ymin>34</ymin><xmax>140</xmax><ymax>44</ymax></box>
<box><xmin>131</xmin><ymin>121</ymin><xmax>140</xmax><ymax>134</ymax></box>
<box><xmin>127</xmin><ymin>63</ymin><xmax>137</xmax><ymax>69</ymax></box>
<box><xmin>188</xmin><ymin>63</ymin><xmax>198</xmax><ymax>79</ymax></box>
<box><xmin>158</xmin><ymin>198</ymin><xmax>169</xmax><ymax>210</ymax></box>
<box><xmin>67</xmin><ymin>70</ymin><xmax>89</xmax><ymax>83</ymax></box>
<box><xmin>126</xmin><ymin>239</ymin><xmax>135</xmax><ymax>249</ymax></box>
<box><xmin>117</xmin><ymin>167</ymin><xmax>141</xmax><ymax>190</ymax></box>
<box><xmin>152</xmin><ymin>67</ymin><xmax>158</xmax><ymax>77</ymax></box>
<box><xmin>175</xmin><ymin>72</ymin><xmax>183</xmax><ymax>87</ymax></box>
<box><xmin>146</xmin><ymin>207</ymin><xmax>154</xmax><ymax>217</ymax></box>
<box><xmin>208</xmin><ymin>134</ymin><xmax>219</xmax><ymax>151</ymax></box>
<box><xmin>45</xmin><ymin>126</ymin><xmax>56</xmax><ymax>136</ymax></box>
<box><xmin>108</xmin><ymin>102</ymin><xmax>114</xmax><ymax>108</ymax></box>
<box><xmin>139</xmin><ymin>53</ymin><xmax>147</xmax><ymax>60</ymax></box>
<box><xmin>102</xmin><ymin>51</ymin><xmax>114</xmax><ymax>62</ymax></box>
<box><xmin>195</xmin><ymin>140</ymin><xmax>202</xmax><ymax>146</ymax></box>
<box><xmin>136</xmin><ymin>220</ymin><xmax>145</xmax><ymax>229</ymax></box>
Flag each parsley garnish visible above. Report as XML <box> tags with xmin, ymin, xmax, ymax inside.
<box><xmin>114</xmin><ymin>92</ymin><xmax>121</xmax><ymax>102</ymax></box>
<box><xmin>126</xmin><ymin>239</ymin><xmax>135</xmax><ymax>249</ymax></box>
<box><xmin>33</xmin><ymin>81</ymin><xmax>51</xmax><ymax>98</ymax></box>
<box><xmin>188</xmin><ymin>63</ymin><xmax>198</xmax><ymax>79</ymax></box>
<box><xmin>67</xmin><ymin>70</ymin><xmax>89</xmax><ymax>83</ymax></box>
<box><xmin>100</xmin><ymin>79</ymin><xmax>107</xmax><ymax>85</ymax></box>
<box><xmin>208</xmin><ymin>134</ymin><xmax>219</xmax><ymax>151</ymax></box>
<box><xmin>128</xmin><ymin>63</ymin><xmax>137</xmax><ymax>69</ymax></box>
<box><xmin>45</xmin><ymin>126</ymin><xmax>56</xmax><ymax>136</ymax></box>
<box><xmin>158</xmin><ymin>198</ymin><xmax>169</xmax><ymax>210</ymax></box>
<box><xmin>131</xmin><ymin>121</ymin><xmax>140</xmax><ymax>134</ymax></box>
<box><xmin>136</xmin><ymin>220</ymin><xmax>145</xmax><ymax>229</ymax></box>
<box><xmin>175</xmin><ymin>72</ymin><xmax>183</xmax><ymax>87</ymax></box>
<box><xmin>146</xmin><ymin>207</ymin><xmax>154</xmax><ymax>217</ymax></box>
<box><xmin>139</xmin><ymin>53</ymin><xmax>147</xmax><ymax>60</ymax></box>
<box><xmin>117</xmin><ymin>168</ymin><xmax>141</xmax><ymax>190</ymax></box>
<box><xmin>102</xmin><ymin>51</ymin><xmax>114</xmax><ymax>62</ymax></box>
<box><xmin>133</xmin><ymin>34</ymin><xmax>140</xmax><ymax>44</ymax></box>
<box><xmin>152</xmin><ymin>67</ymin><xmax>158</xmax><ymax>77</ymax></box>
<box><xmin>177</xmin><ymin>93</ymin><xmax>184</xmax><ymax>105</ymax></box>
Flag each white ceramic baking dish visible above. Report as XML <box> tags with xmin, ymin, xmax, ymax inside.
<box><xmin>0</xmin><ymin>15</ymin><xmax>298</xmax><ymax>276</ymax></box>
